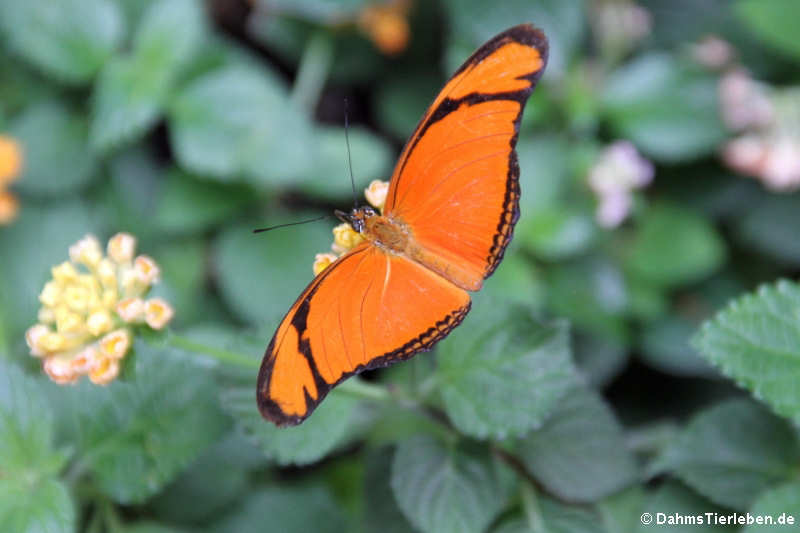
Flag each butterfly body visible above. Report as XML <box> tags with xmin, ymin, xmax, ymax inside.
<box><xmin>259</xmin><ymin>24</ymin><xmax>548</xmax><ymax>426</ymax></box>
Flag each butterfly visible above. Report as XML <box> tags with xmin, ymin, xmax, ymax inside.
<box><xmin>258</xmin><ymin>24</ymin><xmax>548</xmax><ymax>426</ymax></box>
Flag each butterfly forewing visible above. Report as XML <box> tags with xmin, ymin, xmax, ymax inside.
<box><xmin>384</xmin><ymin>25</ymin><xmax>548</xmax><ymax>290</ymax></box>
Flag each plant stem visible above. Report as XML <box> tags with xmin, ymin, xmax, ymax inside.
<box><xmin>337</xmin><ymin>377</ymin><xmax>392</xmax><ymax>401</ymax></box>
<box><xmin>521</xmin><ymin>482</ymin><xmax>545</xmax><ymax>533</ymax></box>
<box><xmin>167</xmin><ymin>333</ymin><xmax>259</xmax><ymax>369</ymax></box>
<box><xmin>291</xmin><ymin>30</ymin><xmax>334</xmax><ymax>115</ymax></box>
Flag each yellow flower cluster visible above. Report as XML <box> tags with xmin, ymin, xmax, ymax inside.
<box><xmin>312</xmin><ymin>180</ymin><xmax>389</xmax><ymax>276</ymax></box>
<box><xmin>25</xmin><ymin>233</ymin><xmax>174</xmax><ymax>385</ymax></box>
<box><xmin>0</xmin><ymin>136</ymin><xmax>22</xmax><ymax>225</ymax></box>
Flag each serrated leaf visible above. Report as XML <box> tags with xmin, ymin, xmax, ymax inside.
<box><xmin>90</xmin><ymin>55</ymin><xmax>170</xmax><ymax>150</ymax></box>
<box><xmin>493</xmin><ymin>496</ymin><xmax>605</xmax><ymax>533</ymax></box>
<box><xmin>213</xmin><ymin>218</ymin><xmax>330</xmax><ymax>326</ymax></box>
<box><xmin>363</xmin><ymin>448</ymin><xmax>415</xmax><ymax>533</ymax></box>
<box><xmin>0</xmin><ymin>362</ymin><xmax>74</xmax><ymax>533</ymax></box>
<box><xmin>169</xmin><ymin>65</ymin><xmax>313</xmax><ymax>186</ymax></box>
<box><xmin>391</xmin><ymin>437</ymin><xmax>511</xmax><ymax>533</ymax></box>
<box><xmin>517</xmin><ymin>384</ymin><xmax>638</xmax><ymax>503</ymax></box>
<box><xmin>149</xmin><ymin>441</ymin><xmax>251</xmax><ymax>525</ymax></box>
<box><xmin>221</xmin><ymin>383</ymin><xmax>358</xmax><ymax>466</ymax></box>
<box><xmin>152</xmin><ymin>170</ymin><xmax>254</xmax><ymax>235</ymax></box>
<box><xmin>442</xmin><ymin>0</ymin><xmax>584</xmax><ymax>78</ymax></box>
<box><xmin>0</xmin><ymin>478</ymin><xmax>75</xmax><ymax>533</ymax></box>
<box><xmin>0</xmin><ymin>200</ymin><xmax>94</xmax><ymax>343</ymax></box>
<box><xmin>603</xmin><ymin>54</ymin><xmax>726</xmax><ymax>162</ymax></box>
<box><xmin>627</xmin><ymin>203</ymin><xmax>726</xmax><ymax>288</ymax></box>
<box><xmin>745</xmin><ymin>482</ymin><xmax>800</xmax><ymax>532</ymax></box>
<box><xmin>57</xmin><ymin>340</ymin><xmax>229</xmax><ymax>504</ymax></box>
<box><xmin>210</xmin><ymin>485</ymin><xmax>347</xmax><ymax>533</ymax></box>
<box><xmin>123</xmin><ymin>523</ymin><xmax>190</xmax><ymax>533</ymax></box>
<box><xmin>545</xmin><ymin>256</ymin><xmax>629</xmax><ymax>342</ymax></box>
<box><xmin>299</xmin><ymin>126</ymin><xmax>394</xmax><ymax>200</ymax></box>
<box><xmin>10</xmin><ymin>99</ymin><xmax>98</xmax><ymax>197</ymax></box>
<box><xmin>0</xmin><ymin>0</ymin><xmax>122</xmax><ymax>84</ymax></box>
<box><xmin>637</xmin><ymin>482</ymin><xmax>735</xmax><ymax>533</ymax></box>
<box><xmin>518</xmin><ymin>207</ymin><xmax>596</xmax><ymax>261</ymax></box>
<box><xmin>736</xmin><ymin>0</ymin><xmax>800</xmax><ymax>60</ymax></box>
<box><xmin>437</xmin><ymin>309</ymin><xmax>576</xmax><ymax>440</ymax></box>
<box><xmin>90</xmin><ymin>0</ymin><xmax>205</xmax><ymax>151</ymax></box>
<box><xmin>597</xmin><ymin>487</ymin><xmax>646</xmax><ymax>533</ymax></box>
<box><xmin>692</xmin><ymin>280</ymin><xmax>800</xmax><ymax>420</ymax></box>
<box><xmin>650</xmin><ymin>398</ymin><xmax>799</xmax><ymax>510</ymax></box>
<box><xmin>639</xmin><ymin>317</ymin><xmax>716</xmax><ymax>378</ymax></box>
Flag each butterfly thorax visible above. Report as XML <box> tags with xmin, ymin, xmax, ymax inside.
<box><xmin>335</xmin><ymin>206</ymin><xmax>411</xmax><ymax>253</ymax></box>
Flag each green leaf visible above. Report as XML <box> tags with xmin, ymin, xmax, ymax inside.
<box><xmin>0</xmin><ymin>478</ymin><xmax>74</xmax><ymax>533</ymax></box>
<box><xmin>211</xmin><ymin>485</ymin><xmax>347</xmax><ymax>533</ymax></box>
<box><xmin>152</xmin><ymin>170</ymin><xmax>254</xmax><ymax>235</ymax></box>
<box><xmin>375</xmin><ymin>71</ymin><xmax>441</xmax><ymax>140</ymax></box>
<box><xmin>637</xmin><ymin>481</ymin><xmax>736</xmax><ymax>533</ymax></box>
<box><xmin>0</xmin><ymin>200</ymin><xmax>94</xmax><ymax>342</ymax></box>
<box><xmin>573</xmin><ymin>332</ymin><xmax>629</xmax><ymax>388</ymax></box>
<box><xmin>9</xmin><ymin>100</ymin><xmax>98</xmax><ymax>197</ymax></box>
<box><xmin>213</xmin><ymin>218</ymin><xmax>330</xmax><ymax>326</ymax></box>
<box><xmin>147</xmin><ymin>239</ymin><xmax>207</xmax><ymax>327</ymax></box>
<box><xmin>735</xmin><ymin>193</ymin><xmax>800</xmax><ymax>266</ymax></box>
<box><xmin>363</xmin><ymin>448</ymin><xmax>415</xmax><ymax>533</ymax></box>
<box><xmin>221</xmin><ymin>382</ymin><xmax>359</xmax><ymax>466</ymax></box>
<box><xmin>639</xmin><ymin>317</ymin><xmax>716</xmax><ymax>377</ymax></box>
<box><xmin>169</xmin><ymin>65</ymin><xmax>314</xmax><ymax>187</ymax></box>
<box><xmin>603</xmin><ymin>54</ymin><xmax>726</xmax><ymax>162</ymax></box>
<box><xmin>597</xmin><ymin>487</ymin><xmax>646</xmax><ymax>533</ymax></box>
<box><xmin>0</xmin><ymin>361</ymin><xmax>74</xmax><ymax>533</ymax></box>
<box><xmin>736</xmin><ymin>0</ymin><xmax>800</xmax><ymax>60</ymax></box>
<box><xmin>60</xmin><ymin>340</ymin><xmax>229</xmax><ymax>504</ymax></box>
<box><xmin>546</xmin><ymin>256</ymin><xmax>629</xmax><ymax>342</ymax></box>
<box><xmin>651</xmin><ymin>398</ymin><xmax>800</xmax><ymax>510</ymax></box>
<box><xmin>517</xmin><ymin>384</ymin><xmax>638</xmax><ymax>503</ymax></box>
<box><xmin>123</xmin><ymin>523</ymin><xmax>190</xmax><ymax>533</ymax></box>
<box><xmin>516</xmin><ymin>136</ymin><xmax>572</xmax><ymax>214</ymax></box>
<box><xmin>692</xmin><ymin>280</ymin><xmax>800</xmax><ymax>421</ymax></box>
<box><xmin>90</xmin><ymin>0</ymin><xmax>205</xmax><ymax>151</ymax></box>
<box><xmin>627</xmin><ymin>203</ymin><xmax>726</xmax><ymax>288</ymax></box>
<box><xmin>442</xmin><ymin>0</ymin><xmax>585</xmax><ymax>78</ymax></box>
<box><xmin>518</xmin><ymin>207</ymin><xmax>596</xmax><ymax>261</ymax></box>
<box><xmin>437</xmin><ymin>310</ymin><xmax>576</xmax><ymax>440</ymax></box>
<box><xmin>149</xmin><ymin>434</ymin><xmax>262</xmax><ymax>524</ymax></box>
<box><xmin>0</xmin><ymin>0</ymin><xmax>122</xmax><ymax>84</ymax></box>
<box><xmin>494</xmin><ymin>496</ymin><xmax>605</xmax><ymax>533</ymax></box>
<box><xmin>745</xmin><ymin>482</ymin><xmax>800</xmax><ymax>532</ymax></box>
<box><xmin>90</xmin><ymin>56</ymin><xmax>169</xmax><ymax>151</ymax></box>
<box><xmin>391</xmin><ymin>436</ymin><xmax>511</xmax><ymax>533</ymax></box>
<box><xmin>299</xmin><ymin>126</ymin><xmax>394</xmax><ymax>200</ymax></box>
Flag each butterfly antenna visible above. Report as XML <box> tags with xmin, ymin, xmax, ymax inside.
<box><xmin>253</xmin><ymin>215</ymin><xmax>329</xmax><ymax>234</ymax></box>
<box><xmin>344</xmin><ymin>98</ymin><xmax>358</xmax><ymax>208</ymax></box>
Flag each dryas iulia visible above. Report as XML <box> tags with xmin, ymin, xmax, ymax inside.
<box><xmin>258</xmin><ymin>24</ymin><xmax>549</xmax><ymax>426</ymax></box>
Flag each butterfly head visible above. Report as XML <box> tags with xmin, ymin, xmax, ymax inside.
<box><xmin>334</xmin><ymin>206</ymin><xmax>377</xmax><ymax>233</ymax></box>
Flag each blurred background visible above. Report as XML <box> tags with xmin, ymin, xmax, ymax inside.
<box><xmin>2</xmin><ymin>0</ymin><xmax>800</xmax><ymax>532</ymax></box>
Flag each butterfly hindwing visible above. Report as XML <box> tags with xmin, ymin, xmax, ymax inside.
<box><xmin>258</xmin><ymin>244</ymin><xmax>470</xmax><ymax>426</ymax></box>
<box><xmin>384</xmin><ymin>24</ymin><xmax>548</xmax><ymax>291</ymax></box>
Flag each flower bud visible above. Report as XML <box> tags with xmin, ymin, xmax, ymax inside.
<box><xmin>107</xmin><ymin>232</ymin><xmax>136</xmax><ymax>264</ymax></box>
<box><xmin>144</xmin><ymin>298</ymin><xmax>174</xmax><ymax>330</ymax></box>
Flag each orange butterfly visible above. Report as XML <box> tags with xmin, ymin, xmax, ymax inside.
<box><xmin>258</xmin><ymin>24</ymin><xmax>549</xmax><ymax>426</ymax></box>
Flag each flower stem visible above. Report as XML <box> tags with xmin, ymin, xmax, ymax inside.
<box><xmin>521</xmin><ymin>482</ymin><xmax>545</xmax><ymax>532</ymax></box>
<box><xmin>167</xmin><ymin>333</ymin><xmax>259</xmax><ymax>369</ymax></box>
<box><xmin>291</xmin><ymin>30</ymin><xmax>334</xmax><ymax>115</ymax></box>
<box><xmin>337</xmin><ymin>377</ymin><xmax>392</xmax><ymax>401</ymax></box>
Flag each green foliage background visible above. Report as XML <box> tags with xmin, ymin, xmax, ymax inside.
<box><xmin>1</xmin><ymin>0</ymin><xmax>800</xmax><ymax>532</ymax></box>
